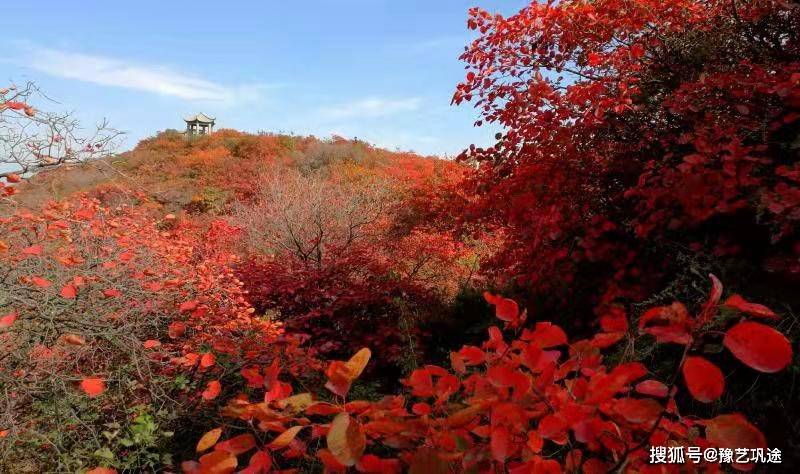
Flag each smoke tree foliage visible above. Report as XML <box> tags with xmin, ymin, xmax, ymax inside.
<box><xmin>0</xmin><ymin>1</ymin><xmax>798</xmax><ymax>473</ymax></box>
<box><xmin>185</xmin><ymin>277</ymin><xmax>792</xmax><ymax>473</ymax></box>
<box><xmin>453</xmin><ymin>0</ymin><xmax>800</xmax><ymax>305</ymax></box>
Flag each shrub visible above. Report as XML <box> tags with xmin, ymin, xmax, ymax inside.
<box><xmin>188</xmin><ymin>276</ymin><xmax>793</xmax><ymax>473</ymax></box>
<box><xmin>453</xmin><ymin>0</ymin><xmax>800</xmax><ymax>316</ymax></box>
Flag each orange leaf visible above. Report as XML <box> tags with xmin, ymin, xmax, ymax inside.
<box><xmin>62</xmin><ymin>334</ymin><xmax>86</xmax><ymax>346</ymax></box>
<box><xmin>86</xmin><ymin>468</ymin><xmax>117</xmax><ymax>474</ymax></box>
<box><xmin>198</xmin><ymin>449</ymin><xmax>237</xmax><ymax>474</ymax></box>
<box><xmin>6</xmin><ymin>173</ymin><xmax>21</xmax><ymax>183</ymax></box>
<box><xmin>80</xmin><ymin>377</ymin><xmax>105</xmax><ymax>397</ymax></box>
<box><xmin>268</xmin><ymin>425</ymin><xmax>305</xmax><ymax>449</ymax></box>
<box><xmin>327</xmin><ymin>412</ymin><xmax>366</xmax><ymax>466</ymax></box>
<box><xmin>325</xmin><ymin>348</ymin><xmax>371</xmax><ymax>397</ymax></box>
<box><xmin>196</xmin><ymin>427</ymin><xmax>223</xmax><ymax>453</ymax></box>
<box><xmin>202</xmin><ymin>380</ymin><xmax>221</xmax><ymax>400</ymax></box>
<box><xmin>180</xmin><ymin>300</ymin><xmax>199</xmax><ymax>313</ymax></box>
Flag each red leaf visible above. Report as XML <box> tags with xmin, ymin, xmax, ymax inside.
<box><xmin>0</xmin><ymin>311</ymin><xmax>18</xmax><ymax>328</ymax></box>
<box><xmin>102</xmin><ymin>288</ymin><xmax>121</xmax><ymax>298</ymax></box>
<box><xmin>80</xmin><ymin>377</ymin><xmax>105</xmax><ymax>397</ymax></box>
<box><xmin>584</xmin><ymin>362</ymin><xmax>647</xmax><ymax>404</ymax></box>
<box><xmin>457</xmin><ymin>345</ymin><xmax>485</xmax><ymax>365</ymax></box>
<box><xmin>118</xmin><ymin>250</ymin><xmax>134</xmax><ymax>262</ymax></box>
<box><xmin>356</xmin><ymin>454</ymin><xmax>399</xmax><ymax>474</ymax></box>
<box><xmin>168</xmin><ymin>321</ymin><xmax>186</xmax><ymax>339</ymax></box>
<box><xmin>613</xmin><ymin>398</ymin><xmax>662</xmax><ymax>424</ymax></box>
<box><xmin>31</xmin><ymin>276</ymin><xmax>51</xmax><ymax>288</ymax></box>
<box><xmin>60</xmin><ymin>284</ymin><xmax>77</xmax><ymax>299</ymax></box>
<box><xmin>202</xmin><ymin>380</ymin><xmax>221</xmax><ymax>400</ymax></box>
<box><xmin>240</xmin><ymin>450</ymin><xmax>272</xmax><ymax>474</ymax></box>
<box><xmin>484</xmin><ymin>292</ymin><xmax>521</xmax><ymax>327</ymax></box>
<box><xmin>638</xmin><ymin>302</ymin><xmax>692</xmax><ymax>344</ymax></box>
<box><xmin>490</xmin><ymin>425</ymin><xmax>512</xmax><ymax>462</ymax></box>
<box><xmin>722</xmin><ymin>294</ymin><xmax>778</xmax><ymax>319</ymax></box>
<box><xmin>526</xmin><ymin>322</ymin><xmax>567</xmax><ymax>348</ymax></box>
<box><xmin>4</xmin><ymin>101</ymin><xmax>27</xmax><ymax>110</ymax></box>
<box><xmin>599</xmin><ymin>307</ymin><xmax>628</xmax><ymax>332</ymax></box>
<box><xmin>724</xmin><ymin>321</ymin><xmax>792</xmax><ymax>373</ymax></box>
<box><xmin>307</xmin><ymin>402</ymin><xmax>343</xmax><ymax>416</ymax></box>
<box><xmin>682</xmin><ymin>356</ymin><xmax>725</xmax><ymax>402</ymax></box>
<box><xmin>411</xmin><ymin>402</ymin><xmax>431</xmax><ymax>415</ymax></box>
<box><xmin>538</xmin><ymin>414</ymin><xmax>569</xmax><ymax>443</ymax></box>
<box><xmin>705</xmin><ymin>414</ymin><xmax>766</xmax><ymax>471</ymax></box>
<box><xmin>635</xmin><ymin>379</ymin><xmax>669</xmax><ymax>398</ymax></box>
<box><xmin>214</xmin><ymin>433</ymin><xmax>256</xmax><ymax>456</ymax></box>
<box><xmin>241</xmin><ymin>366</ymin><xmax>264</xmax><ymax>388</ymax></box>
<box><xmin>22</xmin><ymin>245</ymin><xmax>43</xmax><ymax>256</ymax></box>
<box><xmin>143</xmin><ymin>339</ymin><xmax>161</xmax><ymax>349</ymax></box>
<box><xmin>696</xmin><ymin>274</ymin><xmax>723</xmax><ymax>326</ymax></box>
<box><xmin>6</xmin><ymin>173</ymin><xmax>22</xmax><ymax>183</ymax></box>
<box><xmin>200</xmin><ymin>352</ymin><xmax>216</xmax><ymax>368</ymax></box>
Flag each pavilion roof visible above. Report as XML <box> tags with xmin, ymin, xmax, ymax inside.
<box><xmin>184</xmin><ymin>112</ymin><xmax>215</xmax><ymax>123</ymax></box>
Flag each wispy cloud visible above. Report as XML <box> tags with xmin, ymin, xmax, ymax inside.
<box><xmin>319</xmin><ymin>97</ymin><xmax>422</xmax><ymax>119</ymax></box>
<box><xmin>22</xmin><ymin>46</ymin><xmax>268</xmax><ymax>103</ymax></box>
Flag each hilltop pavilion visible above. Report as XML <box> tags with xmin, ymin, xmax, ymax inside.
<box><xmin>184</xmin><ymin>113</ymin><xmax>215</xmax><ymax>136</ymax></box>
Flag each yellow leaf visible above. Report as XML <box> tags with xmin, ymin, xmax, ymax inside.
<box><xmin>345</xmin><ymin>348</ymin><xmax>371</xmax><ymax>381</ymax></box>
<box><xmin>268</xmin><ymin>425</ymin><xmax>305</xmax><ymax>449</ymax></box>
<box><xmin>326</xmin><ymin>412</ymin><xmax>366</xmax><ymax>467</ymax></box>
<box><xmin>196</xmin><ymin>427</ymin><xmax>223</xmax><ymax>453</ymax></box>
<box><xmin>277</xmin><ymin>392</ymin><xmax>314</xmax><ymax>414</ymax></box>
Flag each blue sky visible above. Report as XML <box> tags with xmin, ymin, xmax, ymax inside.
<box><xmin>1</xmin><ymin>1</ymin><xmax>527</xmax><ymax>157</ymax></box>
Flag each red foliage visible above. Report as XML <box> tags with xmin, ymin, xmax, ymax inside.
<box><xmin>190</xmin><ymin>276</ymin><xmax>792</xmax><ymax>473</ymax></box>
<box><xmin>452</xmin><ymin>0</ymin><xmax>800</xmax><ymax>310</ymax></box>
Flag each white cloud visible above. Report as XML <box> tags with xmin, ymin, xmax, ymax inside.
<box><xmin>318</xmin><ymin>97</ymin><xmax>422</xmax><ymax>119</ymax></box>
<box><xmin>23</xmin><ymin>47</ymin><xmax>268</xmax><ymax>104</ymax></box>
